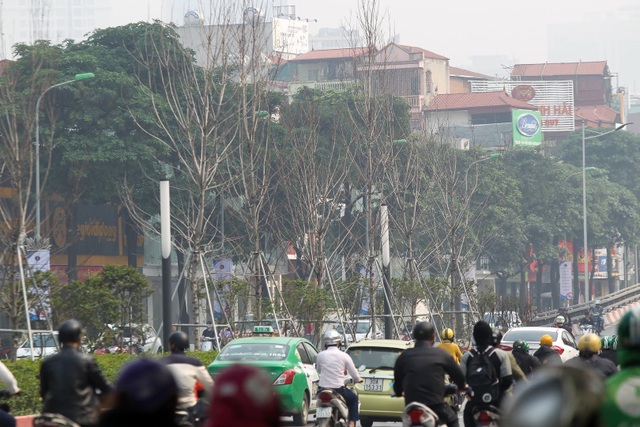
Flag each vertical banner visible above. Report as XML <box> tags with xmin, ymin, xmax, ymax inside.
<box><xmin>212</xmin><ymin>258</ymin><xmax>233</xmax><ymax>319</ymax></box>
<box><xmin>559</xmin><ymin>261</ymin><xmax>573</xmax><ymax>301</ymax></box>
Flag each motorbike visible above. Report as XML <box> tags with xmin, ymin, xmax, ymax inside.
<box><xmin>471</xmin><ymin>405</ymin><xmax>501</xmax><ymax>427</ymax></box>
<box><xmin>400</xmin><ymin>384</ymin><xmax>459</xmax><ymax>426</ymax></box>
<box><xmin>33</xmin><ymin>413</ymin><xmax>81</xmax><ymax>427</ymax></box>
<box><xmin>591</xmin><ymin>313</ymin><xmax>604</xmax><ymax>335</ymax></box>
<box><xmin>314</xmin><ymin>377</ymin><xmax>357</xmax><ymax>427</ymax></box>
<box><xmin>579</xmin><ymin>323</ymin><xmax>595</xmax><ymax>336</ymax></box>
<box><xmin>200</xmin><ymin>337</ymin><xmax>216</xmax><ymax>351</ymax></box>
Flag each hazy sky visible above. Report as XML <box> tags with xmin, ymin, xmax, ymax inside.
<box><xmin>3</xmin><ymin>0</ymin><xmax>639</xmax><ymax>86</ymax></box>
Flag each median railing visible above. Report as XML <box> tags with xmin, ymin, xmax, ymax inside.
<box><xmin>527</xmin><ymin>283</ymin><xmax>640</xmax><ymax>327</ymax></box>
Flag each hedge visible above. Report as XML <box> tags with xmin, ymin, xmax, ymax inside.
<box><xmin>3</xmin><ymin>351</ymin><xmax>218</xmax><ymax>416</ymax></box>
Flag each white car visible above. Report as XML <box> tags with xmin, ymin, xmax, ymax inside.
<box><xmin>336</xmin><ymin>320</ymin><xmax>383</xmax><ymax>344</ymax></box>
<box><xmin>97</xmin><ymin>323</ymin><xmax>163</xmax><ymax>354</ymax></box>
<box><xmin>500</xmin><ymin>326</ymin><xmax>579</xmax><ymax>362</ymax></box>
<box><xmin>17</xmin><ymin>332</ymin><xmax>59</xmax><ymax>359</ymax></box>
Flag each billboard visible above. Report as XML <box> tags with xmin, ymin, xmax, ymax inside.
<box><xmin>512</xmin><ymin>109</ymin><xmax>542</xmax><ymax>147</ymax></box>
<box><xmin>471</xmin><ymin>80</ymin><xmax>575</xmax><ymax>132</ymax></box>
<box><xmin>272</xmin><ymin>17</ymin><xmax>309</xmax><ymax>55</ymax></box>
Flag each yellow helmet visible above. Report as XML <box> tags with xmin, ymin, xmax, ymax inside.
<box><xmin>540</xmin><ymin>334</ymin><xmax>553</xmax><ymax>346</ymax></box>
<box><xmin>441</xmin><ymin>328</ymin><xmax>455</xmax><ymax>341</ymax></box>
<box><xmin>578</xmin><ymin>333</ymin><xmax>602</xmax><ymax>353</ymax></box>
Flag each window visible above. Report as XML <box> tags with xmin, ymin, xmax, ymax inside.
<box><xmin>346</xmin><ymin>346</ymin><xmax>402</xmax><ymax>369</ymax></box>
<box><xmin>425</xmin><ymin>70</ymin><xmax>432</xmax><ymax>94</ymax></box>
<box><xmin>297</xmin><ymin>343</ymin><xmax>311</xmax><ymax>364</ymax></box>
<box><xmin>303</xmin><ymin>342</ymin><xmax>318</xmax><ymax>364</ymax></box>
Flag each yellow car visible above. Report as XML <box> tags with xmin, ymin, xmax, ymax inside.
<box><xmin>346</xmin><ymin>339</ymin><xmax>414</xmax><ymax>427</ymax></box>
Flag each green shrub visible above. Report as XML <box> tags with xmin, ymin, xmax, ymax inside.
<box><xmin>3</xmin><ymin>350</ymin><xmax>218</xmax><ymax>416</ymax></box>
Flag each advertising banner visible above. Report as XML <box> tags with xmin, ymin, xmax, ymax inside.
<box><xmin>512</xmin><ymin>109</ymin><xmax>542</xmax><ymax>147</ymax></box>
<box><xmin>559</xmin><ymin>261</ymin><xmax>572</xmax><ymax>300</ymax></box>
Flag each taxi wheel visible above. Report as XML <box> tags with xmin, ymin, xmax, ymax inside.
<box><xmin>360</xmin><ymin>418</ymin><xmax>374</xmax><ymax>427</ymax></box>
<box><xmin>293</xmin><ymin>393</ymin><xmax>309</xmax><ymax>426</ymax></box>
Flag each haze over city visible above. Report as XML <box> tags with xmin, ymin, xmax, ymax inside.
<box><xmin>1</xmin><ymin>0</ymin><xmax>639</xmax><ymax>89</ymax></box>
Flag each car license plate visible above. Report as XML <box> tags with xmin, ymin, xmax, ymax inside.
<box><xmin>364</xmin><ymin>378</ymin><xmax>383</xmax><ymax>392</ymax></box>
<box><xmin>316</xmin><ymin>407</ymin><xmax>332</xmax><ymax>418</ymax></box>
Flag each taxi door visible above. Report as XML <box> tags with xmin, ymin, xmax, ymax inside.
<box><xmin>296</xmin><ymin>342</ymin><xmax>320</xmax><ymax>410</ymax></box>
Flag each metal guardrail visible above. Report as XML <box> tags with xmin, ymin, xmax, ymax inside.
<box><xmin>528</xmin><ymin>283</ymin><xmax>640</xmax><ymax>327</ymax></box>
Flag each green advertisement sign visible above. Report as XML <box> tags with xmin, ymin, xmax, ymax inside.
<box><xmin>512</xmin><ymin>109</ymin><xmax>542</xmax><ymax>147</ymax></box>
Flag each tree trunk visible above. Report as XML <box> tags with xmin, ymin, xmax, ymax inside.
<box><xmin>607</xmin><ymin>246</ymin><xmax>615</xmax><ymax>294</ymax></box>
<box><xmin>66</xmin><ymin>204</ymin><xmax>78</xmax><ymax>281</ymax></box>
<box><xmin>573</xmin><ymin>242</ymin><xmax>580</xmax><ymax>305</ymax></box>
<box><xmin>550</xmin><ymin>258</ymin><xmax>559</xmax><ymax>310</ymax></box>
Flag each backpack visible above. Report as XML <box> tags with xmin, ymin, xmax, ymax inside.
<box><xmin>466</xmin><ymin>348</ymin><xmax>500</xmax><ymax>403</ymax></box>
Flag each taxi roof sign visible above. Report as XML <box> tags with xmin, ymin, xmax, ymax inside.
<box><xmin>253</xmin><ymin>325</ymin><xmax>274</xmax><ymax>335</ymax></box>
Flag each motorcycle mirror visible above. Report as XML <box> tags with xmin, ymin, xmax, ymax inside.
<box><xmin>358</xmin><ymin>364</ymin><xmax>366</xmax><ymax>372</ymax></box>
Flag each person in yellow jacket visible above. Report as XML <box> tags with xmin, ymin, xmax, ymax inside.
<box><xmin>436</xmin><ymin>328</ymin><xmax>463</xmax><ymax>364</ymax></box>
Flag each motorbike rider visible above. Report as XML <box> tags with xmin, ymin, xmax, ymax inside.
<box><xmin>601</xmin><ymin>307</ymin><xmax>640</xmax><ymax>426</ymax></box>
<box><xmin>40</xmin><ymin>319</ymin><xmax>113</xmax><ymax>427</ymax></box>
<box><xmin>316</xmin><ymin>329</ymin><xmax>362</xmax><ymax>427</ymax></box>
<box><xmin>0</xmin><ymin>360</ymin><xmax>20</xmax><ymax>427</ymax></box>
<box><xmin>599</xmin><ymin>335</ymin><xmax>618</xmax><ymax>366</ymax></box>
<box><xmin>555</xmin><ymin>315</ymin><xmax>574</xmax><ymax>336</ymax></box>
<box><xmin>511</xmin><ymin>340</ymin><xmax>541</xmax><ymax>376</ymax></box>
<box><xmin>566</xmin><ymin>333</ymin><xmax>617</xmax><ymax>378</ymax></box>
<box><xmin>436</xmin><ymin>328</ymin><xmax>463</xmax><ymax>364</ymax></box>
<box><xmin>492</xmin><ymin>329</ymin><xmax>526</xmax><ymax>384</ymax></box>
<box><xmin>503</xmin><ymin>364</ymin><xmax>605</xmax><ymax>427</ymax></box>
<box><xmin>161</xmin><ymin>331</ymin><xmax>214</xmax><ymax>426</ymax></box>
<box><xmin>592</xmin><ymin>300</ymin><xmax>605</xmax><ymax>332</ymax></box>
<box><xmin>201</xmin><ymin>322</ymin><xmax>215</xmax><ymax>340</ymax></box>
<box><xmin>558</xmin><ymin>307</ymin><xmax>573</xmax><ymax>328</ymax></box>
<box><xmin>533</xmin><ymin>334</ymin><xmax>562</xmax><ymax>366</ymax></box>
<box><xmin>393</xmin><ymin>322</ymin><xmax>465</xmax><ymax>427</ymax></box>
<box><xmin>461</xmin><ymin>321</ymin><xmax>512</xmax><ymax>427</ymax></box>
<box><xmin>580</xmin><ymin>312</ymin><xmax>594</xmax><ymax>327</ymax></box>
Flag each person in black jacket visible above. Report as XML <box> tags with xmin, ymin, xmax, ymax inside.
<box><xmin>393</xmin><ymin>322</ymin><xmax>465</xmax><ymax>427</ymax></box>
<box><xmin>40</xmin><ymin>319</ymin><xmax>113</xmax><ymax>427</ymax></box>
<box><xmin>461</xmin><ymin>321</ymin><xmax>513</xmax><ymax>427</ymax></box>
<box><xmin>511</xmin><ymin>340</ymin><xmax>541</xmax><ymax>376</ymax></box>
<box><xmin>533</xmin><ymin>334</ymin><xmax>563</xmax><ymax>366</ymax></box>
<box><xmin>565</xmin><ymin>333</ymin><xmax>617</xmax><ymax>378</ymax></box>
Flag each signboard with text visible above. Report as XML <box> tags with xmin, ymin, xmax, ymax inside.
<box><xmin>471</xmin><ymin>80</ymin><xmax>575</xmax><ymax>132</ymax></box>
<box><xmin>512</xmin><ymin>109</ymin><xmax>542</xmax><ymax>147</ymax></box>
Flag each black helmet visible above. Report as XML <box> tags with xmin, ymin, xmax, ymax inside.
<box><xmin>58</xmin><ymin>319</ymin><xmax>83</xmax><ymax>344</ymax></box>
<box><xmin>169</xmin><ymin>331</ymin><xmax>189</xmax><ymax>351</ymax></box>
<box><xmin>492</xmin><ymin>327</ymin><xmax>503</xmax><ymax>346</ymax></box>
<box><xmin>513</xmin><ymin>339</ymin><xmax>529</xmax><ymax>352</ymax></box>
<box><xmin>412</xmin><ymin>321</ymin><xmax>435</xmax><ymax>341</ymax></box>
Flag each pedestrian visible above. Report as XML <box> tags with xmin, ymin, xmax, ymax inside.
<box><xmin>461</xmin><ymin>321</ymin><xmax>512</xmax><ymax>427</ymax></box>
<box><xmin>601</xmin><ymin>307</ymin><xmax>640</xmax><ymax>426</ymax></box>
<box><xmin>206</xmin><ymin>364</ymin><xmax>281</xmax><ymax>427</ymax></box>
<box><xmin>533</xmin><ymin>334</ymin><xmax>562</xmax><ymax>366</ymax></box>
<box><xmin>40</xmin><ymin>319</ymin><xmax>113</xmax><ymax>427</ymax></box>
<box><xmin>161</xmin><ymin>331</ymin><xmax>214</xmax><ymax>426</ymax></box>
<box><xmin>99</xmin><ymin>358</ymin><xmax>180</xmax><ymax>427</ymax></box>
<box><xmin>565</xmin><ymin>333</ymin><xmax>617</xmax><ymax>378</ymax></box>
<box><xmin>393</xmin><ymin>322</ymin><xmax>465</xmax><ymax>427</ymax></box>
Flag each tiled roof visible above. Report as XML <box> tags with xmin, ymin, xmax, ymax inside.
<box><xmin>397</xmin><ymin>44</ymin><xmax>448</xmax><ymax>60</ymax></box>
<box><xmin>425</xmin><ymin>91</ymin><xmax>537</xmax><ymax>111</ymax></box>
<box><xmin>449</xmin><ymin>66</ymin><xmax>494</xmax><ymax>80</ymax></box>
<box><xmin>511</xmin><ymin>61</ymin><xmax>607</xmax><ymax>77</ymax></box>
<box><xmin>290</xmin><ymin>47</ymin><xmax>370</xmax><ymax>62</ymax></box>
<box><xmin>575</xmin><ymin>104</ymin><xmax>619</xmax><ymax>127</ymax></box>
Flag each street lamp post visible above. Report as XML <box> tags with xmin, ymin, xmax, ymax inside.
<box><xmin>581</xmin><ymin>120</ymin><xmax>630</xmax><ymax>303</ymax></box>
<box><xmin>34</xmin><ymin>73</ymin><xmax>94</xmax><ymax>239</ymax></box>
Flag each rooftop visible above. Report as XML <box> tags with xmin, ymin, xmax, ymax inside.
<box><xmin>425</xmin><ymin>91</ymin><xmax>538</xmax><ymax>111</ymax></box>
<box><xmin>511</xmin><ymin>61</ymin><xmax>608</xmax><ymax>77</ymax></box>
<box><xmin>290</xmin><ymin>47</ymin><xmax>370</xmax><ymax>62</ymax></box>
<box><xmin>449</xmin><ymin>66</ymin><xmax>494</xmax><ymax>80</ymax></box>
<box><xmin>396</xmin><ymin>44</ymin><xmax>449</xmax><ymax>61</ymax></box>
<box><xmin>575</xmin><ymin>104</ymin><xmax>619</xmax><ymax>127</ymax></box>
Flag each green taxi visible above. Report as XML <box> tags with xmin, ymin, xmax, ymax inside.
<box><xmin>208</xmin><ymin>327</ymin><xmax>319</xmax><ymax>426</ymax></box>
<box><xmin>346</xmin><ymin>339</ymin><xmax>414</xmax><ymax>427</ymax></box>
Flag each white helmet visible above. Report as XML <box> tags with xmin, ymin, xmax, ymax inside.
<box><xmin>323</xmin><ymin>329</ymin><xmax>342</xmax><ymax>347</ymax></box>
<box><xmin>595</xmin><ymin>300</ymin><xmax>601</xmax><ymax>305</ymax></box>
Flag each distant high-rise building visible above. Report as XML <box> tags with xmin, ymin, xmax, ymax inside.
<box><xmin>309</xmin><ymin>27</ymin><xmax>363</xmax><ymax>50</ymax></box>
